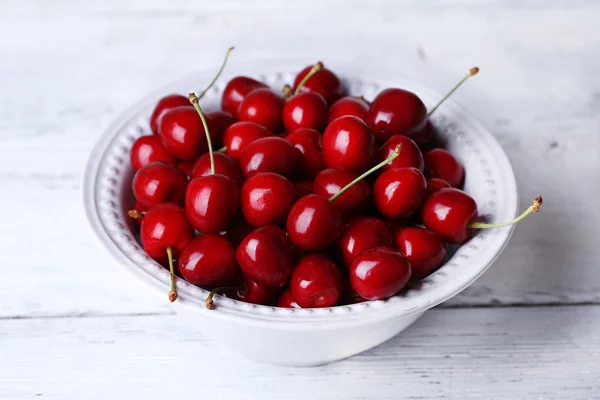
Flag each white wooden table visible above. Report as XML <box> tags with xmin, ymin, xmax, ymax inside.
<box><xmin>2</xmin><ymin>1</ymin><xmax>600</xmax><ymax>398</ymax></box>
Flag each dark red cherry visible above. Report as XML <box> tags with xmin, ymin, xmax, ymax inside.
<box><xmin>132</xmin><ymin>162</ymin><xmax>188</xmax><ymax>209</ymax></box>
<box><xmin>158</xmin><ymin>106</ymin><xmax>211</xmax><ymax>161</ymax></box>
<box><xmin>219</xmin><ymin>214</ymin><xmax>254</xmax><ymax>247</ymax></box>
<box><xmin>413</xmin><ymin>120</ymin><xmax>437</xmax><ymax>150</ymax></box>
<box><xmin>367</xmin><ymin>88</ymin><xmax>427</xmax><ymax>141</ymax></box>
<box><xmin>293</xmin><ymin>64</ymin><xmax>344</xmax><ymax>104</ymax></box>
<box><xmin>338</xmin><ymin>217</ymin><xmax>393</xmax><ymax>267</ymax></box>
<box><xmin>236</xmin><ymin>276</ymin><xmax>280</xmax><ymax>305</ymax></box>
<box><xmin>292</xmin><ymin>180</ymin><xmax>314</xmax><ymax>199</ymax></box>
<box><xmin>286</xmin><ymin>128</ymin><xmax>325</xmax><ymax>179</ymax></box>
<box><xmin>150</xmin><ymin>94</ymin><xmax>190</xmax><ymax>135</ymax></box>
<box><xmin>236</xmin><ymin>225</ymin><xmax>294</xmax><ymax>288</ymax></box>
<box><xmin>286</xmin><ymin>194</ymin><xmax>343</xmax><ymax>252</ymax></box>
<box><xmin>178</xmin><ymin>234</ymin><xmax>239</xmax><ymax>288</ymax></box>
<box><xmin>426</xmin><ymin>178</ymin><xmax>451</xmax><ymax>196</ymax></box>
<box><xmin>421</xmin><ymin>188</ymin><xmax>477</xmax><ymax>244</ymax></box>
<box><xmin>140</xmin><ymin>203</ymin><xmax>194</xmax><ymax>262</ymax></box>
<box><xmin>130</xmin><ymin>135</ymin><xmax>177</xmax><ymax>171</ymax></box>
<box><xmin>237</xmin><ymin>88</ymin><xmax>284</xmax><ymax>133</ymax></box>
<box><xmin>240</xmin><ymin>173</ymin><xmax>295</xmax><ymax>228</ymax></box>
<box><xmin>349</xmin><ymin>246</ymin><xmax>411</xmax><ymax>300</ymax></box>
<box><xmin>239</xmin><ymin>136</ymin><xmax>297</xmax><ymax>178</ymax></box>
<box><xmin>394</xmin><ymin>226</ymin><xmax>447</xmax><ymax>280</ymax></box>
<box><xmin>191</xmin><ymin>151</ymin><xmax>244</xmax><ymax>186</ymax></box>
<box><xmin>276</xmin><ymin>288</ymin><xmax>301</xmax><ymax>308</ymax></box>
<box><xmin>222</xmin><ymin>121</ymin><xmax>271</xmax><ymax>161</ymax></box>
<box><xmin>206</xmin><ymin>111</ymin><xmax>236</xmax><ymax>149</ymax></box>
<box><xmin>176</xmin><ymin>160</ymin><xmax>195</xmax><ymax>177</ymax></box>
<box><xmin>185</xmin><ymin>174</ymin><xmax>238</xmax><ymax>233</ymax></box>
<box><xmin>221</xmin><ymin>76</ymin><xmax>267</xmax><ymax>117</ymax></box>
<box><xmin>328</xmin><ymin>96</ymin><xmax>369</xmax><ymax>124</ymax></box>
<box><xmin>291</xmin><ymin>254</ymin><xmax>342</xmax><ymax>308</ymax></box>
<box><xmin>373</xmin><ymin>167</ymin><xmax>427</xmax><ymax>219</ymax></box>
<box><xmin>378</xmin><ymin>135</ymin><xmax>424</xmax><ymax>172</ymax></box>
<box><xmin>423</xmin><ymin>148</ymin><xmax>464</xmax><ymax>188</ymax></box>
<box><xmin>322</xmin><ymin>115</ymin><xmax>376</xmax><ymax>173</ymax></box>
<box><xmin>282</xmin><ymin>92</ymin><xmax>328</xmax><ymax>133</ymax></box>
<box><xmin>313</xmin><ymin>168</ymin><xmax>369</xmax><ymax>216</ymax></box>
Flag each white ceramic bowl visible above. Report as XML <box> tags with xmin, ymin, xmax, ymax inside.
<box><xmin>83</xmin><ymin>59</ymin><xmax>518</xmax><ymax>366</ymax></box>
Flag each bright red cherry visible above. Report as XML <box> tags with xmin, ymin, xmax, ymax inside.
<box><xmin>158</xmin><ymin>106</ymin><xmax>211</xmax><ymax>161</ymax></box>
<box><xmin>236</xmin><ymin>276</ymin><xmax>280</xmax><ymax>305</ymax></box>
<box><xmin>373</xmin><ymin>167</ymin><xmax>427</xmax><ymax>219</ymax></box>
<box><xmin>282</xmin><ymin>92</ymin><xmax>328</xmax><ymax>133</ymax></box>
<box><xmin>236</xmin><ymin>225</ymin><xmax>294</xmax><ymax>288</ymax></box>
<box><xmin>286</xmin><ymin>194</ymin><xmax>343</xmax><ymax>252</ymax></box>
<box><xmin>178</xmin><ymin>234</ymin><xmax>239</xmax><ymax>288</ymax></box>
<box><xmin>191</xmin><ymin>151</ymin><xmax>244</xmax><ymax>186</ymax></box>
<box><xmin>237</xmin><ymin>88</ymin><xmax>284</xmax><ymax>133</ymax></box>
<box><xmin>206</xmin><ymin>111</ymin><xmax>236</xmax><ymax>149</ymax></box>
<box><xmin>328</xmin><ymin>96</ymin><xmax>369</xmax><ymax>124</ymax></box>
<box><xmin>423</xmin><ymin>148</ymin><xmax>465</xmax><ymax>188</ymax></box>
<box><xmin>239</xmin><ymin>136</ymin><xmax>297</xmax><ymax>178</ymax></box>
<box><xmin>349</xmin><ymin>246</ymin><xmax>411</xmax><ymax>300</ymax></box>
<box><xmin>276</xmin><ymin>288</ymin><xmax>301</xmax><ymax>308</ymax></box>
<box><xmin>240</xmin><ymin>173</ymin><xmax>295</xmax><ymax>227</ymax></box>
<box><xmin>313</xmin><ymin>168</ymin><xmax>369</xmax><ymax>216</ymax></box>
<box><xmin>338</xmin><ymin>217</ymin><xmax>393</xmax><ymax>267</ymax></box>
<box><xmin>222</xmin><ymin>121</ymin><xmax>271</xmax><ymax>161</ymax></box>
<box><xmin>293</xmin><ymin>62</ymin><xmax>344</xmax><ymax>104</ymax></box>
<box><xmin>291</xmin><ymin>254</ymin><xmax>342</xmax><ymax>308</ymax></box>
<box><xmin>394</xmin><ymin>227</ymin><xmax>447</xmax><ymax>280</ymax></box>
<box><xmin>286</xmin><ymin>128</ymin><xmax>325</xmax><ymax>179</ymax></box>
<box><xmin>130</xmin><ymin>135</ymin><xmax>177</xmax><ymax>171</ymax></box>
<box><xmin>149</xmin><ymin>94</ymin><xmax>190</xmax><ymax>135</ymax></box>
<box><xmin>322</xmin><ymin>115</ymin><xmax>376</xmax><ymax>173</ymax></box>
<box><xmin>378</xmin><ymin>135</ymin><xmax>424</xmax><ymax>172</ymax></box>
<box><xmin>221</xmin><ymin>76</ymin><xmax>267</xmax><ymax>117</ymax></box>
<box><xmin>426</xmin><ymin>177</ymin><xmax>451</xmax><ymax>195</ymax></box>
<box><xmin>367</xmin><ymin>88</ymin><xmax>427</xmax><ymax>141</ymax></box>
<box><xmin>292</xmin><ymin>180</ymin><xmax>313</xmax><ymax>199</ymax></box>
<box><xmin>132</xmin><ymin>161</ymin><xmax>188</xmax><ymax>209</ymax></box>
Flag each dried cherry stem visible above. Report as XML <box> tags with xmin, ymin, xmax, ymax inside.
<box><xmin>282</xmin><ymin>84</ymin><xmax>293</xmax><ymax>100</ymax></box>
<box><xmin>189</xmin><ymin>92</ymin><xmax>215</xmax><ymax>175</ymax></box>
<box><xmin>127</xmin><ymin>210</ymin><xmax>145</xmax><ymax>219</ymax></box>
<box><xmin>205</xmin><ymin>286</ymin><xmax>240</xmax><ymax>310</ymax></box>
<box><xmin>294</xmin><ymin>61</ymin><xmax>323</xmax><ymax>94</ymax></box>
<box><xmin>470</xmin><ymin>196</ymin><xmax>543</xmax><ymax>229</ymax></box>
<box><xmin>428</xmin><ymin>66</ymin><xmax>479</xmax><ymax>117</ymax></box>
<box><xmin>166</xmin><ymin>247</ymin><xmax>178</xmax><ymax>302</ymax></box>
<box><xmin>329</xmin><ymin>144</ymin><xmax>402</xmax><ymax>203</ymax></box>
<box><xmin>197</xmin><ymin>47</ymin><xmax>235</xmax><ymax>99</ymax></box>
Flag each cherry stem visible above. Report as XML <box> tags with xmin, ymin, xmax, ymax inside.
<box><xmin>282</xmin><ymin>84</ymin><xmax>293</xmax><ymax>100</ymax></box>
<box><xmin>197</xmin><ymin>47</ymin><xmax>235</xmax><ymax>100</ymax></box>
<box><xmin>470</xmin><ymin>196</ymin><xmax>542</xmax><ymax>229</ymax></box>
<box><xmin>294</xmin><ymin>61</ymin><xmax>323</xmax><ymax>94</ymax></box>
<box><xmin>428</xmin><ymin>66</ymin><xmax>479</xmax><ymax>117</ymax></box>
<box><xmin>205</xmin><ymin>286</ymin><xmax>239</xmax><ymax>310</ymax></box>
<box><xmin>217</xmin><ymin>146</ymin><xmax>227</xmax><ymax>152</ymax></box>
<box><xmin>329</xmin><ymin>144</ymin><xmax>403</xmax><ymax>203</ymax></box>
<box><xmin>189</xmin><ymin>92</ymin><xmax>215</xmax><ymax>175</ymax></box>
<box><xmin>127</xmin><ymin>210</ymin><xmax>145</xmax><ymax>219</ymax></box>
<box><xmin>166</xmin><ymin>247</ymin><xmax>178</xmax><ymax>302</ymax></box>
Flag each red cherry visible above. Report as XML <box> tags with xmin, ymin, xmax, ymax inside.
<box><xmin>219</xmin><ymin>214</ymin><xmax>253</xmax><ymax>247</ymax></box>
<box><xmin>291</xmin><ymin>254</ymin><xmax>342</xmax><ymax>308</ymax></box>
<box><xmin>373</xmin><ymin>167</ymin><xmax>427</xmax><ymax>219</ymax></box>
<box><xmin>206</xmin><ymin>111</ymin><xmax>236</xmax><ymax>148</ymax></box>
<box><xmin>178</xmin><ymin>234</ymin><xmax>239</xmax><ymax>288</ymax></box>
<box><xmin>349</xmin><ymin>246</ymin><xmax>411</xmax><ymax>300</ymax></box>
<box><xmin>236</xmin><ymin>225</ymin><xmax>294</xmax><ymax>288</ymax></box>
<box><xmin>185</xmin><ymin>174</ymin><xmax>238</xmax><ymax>233</ymax></box>
<box><xmin>130</xmin><ymin>135</ymin><xmax>177</xmax><ymax>171</ymax></box>
<box><xmin>132</xmin><ymin>162</ymin><xmax>188</xmax><ymax>209</ymax></box>
<box><xmin>292</xmin><ymin>180</ymin><xmax>314</xmax><ymax>200</ymax></box>
<box><xmin>394</xmin><ymin>226</ymin><xmax>447</xmax><ymax>280</ymax></box>
<box><xmin>149</xmin><ymin>94</ymin><xmax>190</xmax><ymax>135</ymax></box>
<box><xmin>221</xmin><ymin>76</ymin><xmax>267</xmax><ymax>117</ymax></box>
<box><xmin>236</xmin><ymin>276</ymin><xmax>280</xmax><ymax>305</ymax></box>
<box><xmin>423</xmin><ymin>148</ymin><xmax>464</xmax><ymax>188</ymax></box>
<box><xmin>328</xmin><ymin>96</ymin><xmax>369</xmax><ymax>124</ymax></box>
<box><xmin>158</xmin><ymin>106</ymin><xmax>211</xmax><ymax>161</ymax></box>
<box><xmin>313</xmin><ymin>168</ymin><xmax>369</xmax><ymax>216</ymax></box>
<box><xmin>426</xmin><ymin>177</ymin><xmax>451</xmax><ymax>196</ymax></box>
<box><xmin>293</xmin><ymin>63</ymin><xmax>344</xmax><ymax>104</ymax></box>
<box><xmin>338</xmin><ymin>217</ymin><xmax>393</xmax><ymax>267</ymax></box>
<box><xmin>367</xmin><ymin>88</ymin><xmax>427</xmax><ymax>141</ymax></box>
<box><xmin>276</xmin><ymin>288</ymin><xmax>301</xmax><ymax>308</ymax></box>
<box><xmin>282</xmin><ymin>92</ymin><xmax>328</xmax><ymax>133</ymax></box>
<box><xmin>421</xmin><ymin>188</ymin><xmax>477</xmax><ymax>244</ymax></box>
<box><xmin>286</xmin><ymin>128</ymin><xmax>325</xmax><ymax>179</ymax></box>
<box><xmin>240</xmin><ymin>172</ymin><xmax>295</xmax><ymax>228</ymax></box>
<box><xmin>286</xmin><ymin>194</ymin><xmax>343</xmax><ymax>252</ymax></box>
<box><xmin>222</xmin><ymin>121</ymin><xmax>271</xmax><ymax>161</ymax></box>
<box><xmin>322</xmin><ymin>115</ymin><xmax>376</xmax><ymax>173</ymax></box>
<box><xmin>237</xmin><ymin>88</ymin><xmax>284</xmax><ymax>133</ymax></box>
<box><xmin>239</xmin><ymin>136</ymin><xmax>297</xmax><ymax>178</ymax></box>
<box><xmin>191</xmin><ymin>152</ymin><xmax>244</xmax><ymax>186</ymax></box>
<box><xmin>412</xmin><ymin>120</ymin><xmax>437</xmax><ymax>150</ymax></box>
<box><xmin>378</xmin><ymin>135</ymin><xmax>424</xmax><ymax>172</ymax></box>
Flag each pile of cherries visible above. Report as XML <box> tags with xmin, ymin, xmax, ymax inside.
<box><xmin>128</xmin><ymin>48</ymin><xmax>542</xmax><ymax>309</ymax></box>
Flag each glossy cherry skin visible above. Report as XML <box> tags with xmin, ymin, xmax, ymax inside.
<box><xmin>291</xmin><ymin>254</ymin><xmax>342</xmax><ymax>308</ymax></box>
<box><xmin>282</xmin><ymin>92</ymin><xmax>328</xmax><ymax>133</ymax></box>
<box><xmin>221</xmin><ymin>76</ymin><xmax>267</xmax><ymax>117</ymax></box>
<box><xmin>349</xmin><ymin>246</ymin><xmax>411</xmax><ymax>300</ymax></box>
<box><xmin>322</xmin><ymin>115</ymin><xmax>376</xmax><ymax>173</ymax></box>
<box><xmin>367</xmin><ymin>88</ymin><xmax>427</xmax><ymax>141</ymax></box>
<box><xmin>132</xmin><ymin>162</ymin><xmax>188</xmax><ymax>209</ymax></box>
<box><xmin>426</xmin><ymin>178</ymin><xmax>451</xmax><ymax>196</ymax></box>
<box><xmin>236</xmin><ymin>276</ymin><xmax>280</xmax><ymax>305</ymax></box>
<box><xmin>239</xmin><ymin>136</ymin><xmax>297</xmax><ymax>178</ymax></box>
<box><xmin>421</xmin><ymin>188</ymin><xmax>478</xmax><ymax>244</ymax></box>
<box><xmin>423</xmin><ymin>148</ymin><xmax>464</xmax><ymax>188</ymax></box>
<box><xmin>285</xmin><ymin>128</ymin><xmax>325</xmax><ymax>179</ymax></box>
<box><xmin>222</xmin><ymin>121</ymin><xmax>271</xmax><ymax>161</ymax></box>
<box><xmin>373</xmin><ymin>167</ymin><xmax>427</xmax><ymax>219</ymax></box>
<box><xmin>293</xmin><ymin>65</ymin><xmax>344</xmax><ymax>105</ymax></box>
<box><xmin>328</xmin><ymin>96</ymin><xmax>369</xmax><ymax>124</ymax></box>
<box><xmin>130</xmin><ymin>135</ymin><xmax>177</xmax><ymax>171</ymax></box>
<box><xmin>185</xmin><ymin>174</ymin><xmax>238</xmax><ymax>233</ymax></box>
<box><xmin>378</xmin><ymin>135</ymin><xmax>424</xmax><ymax>172</ymax></box>
<box><xmin>292</xmin><ymin>180</ymin><xmax>314</xmax><ymax>200</ymax></box>
<box><xmin>206</xmin><ymin>111</ymin><xmax>236</xmax><ymax>148</ymax></box>
<box><xmin>191</xmin><ymin>152</ymin><xmax>244</xmax><ymax>186</ymax></box>
<box><xmin>236</xmin><ymin>225</ymin><xmax>294</xmax><ymax>288</ymax></box>
<box><xmin>237</xmin><ymin>88</ymin><xmax>284</xmax><ymax>133</ymax></box>
<box><xmin>178</xmin><ymin>234</ymin><xmax>239</xmax><ymax>288</ymax></box>
<box><xmin>276</xmin><ymin>288</ymin><xmax>301</xmax><ymax>308</ymax></box>
<box><xmin>140</xmin><ymin>203</ymin><xmax>194</xmax><ymax>263</ymax></box>
<box><xmin>158</xmin><ymin>106</ymin><xmax>213</xmax><ymax>161</ymax></box>
<box><xmin>240</xmin><ymin>173</ymin><xmax>295</xmax><ymax>228</ymax></box>
<box><xmin>313</xmin><ymin>168</ymin><xmax>369</xmax><ymax>216</ymax></box>
<box><xmin>150</xmin><ymin>94</ymin><xmax>190</xmax><ymax>135</ymax></box>
<box><xmin>286</xmin><ymin>194</ymin><xmax>343</xmax><ymax>252</ymax></box>
<box><xmin>338</xmin><ymin>217</ymin><xmax>394</xmax><ymax>267</ymax></box>
<box><xmin>219</xmin><ymin>214</ymin><xmax>254</xmax><ymax>247</ymax></box>
<box><xmin>394</xmin><ymin>226</ymin><xmax>447</xmax><ymax>280</ymax></box>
